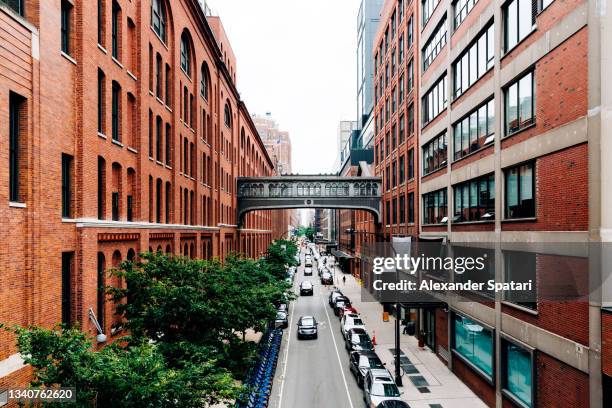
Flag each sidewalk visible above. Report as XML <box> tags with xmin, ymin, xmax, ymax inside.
<box><xmin>331</xmin><ymin>267</ymin><xmax>487</xmax><ymax>408</ymax></box>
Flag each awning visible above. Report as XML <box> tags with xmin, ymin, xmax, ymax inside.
<box><xmin>331</xmin><ymin>249</ymin><xmax>354</xmax><ymax>259</ymax></box>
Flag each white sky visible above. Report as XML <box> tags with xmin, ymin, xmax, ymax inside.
<box><xmin>209</xmin><ymin>0</ymin><xmax>361</xmax><ymax>174</ymax></box>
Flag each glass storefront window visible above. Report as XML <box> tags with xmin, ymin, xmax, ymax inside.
<box><xmin>453</xmin><ymin>313</ymin><xmax>494</xmax><ymax>379</ymax></box>
<box><xmin>502</xmin><ymin>339</ymin><xmax>533</xmax><ymax>407</ymax></box>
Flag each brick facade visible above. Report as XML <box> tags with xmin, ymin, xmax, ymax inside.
<box><xmin>0</xmin><ymin>0</ymin><xmax>279</xmax><ymax>387</ymax></box>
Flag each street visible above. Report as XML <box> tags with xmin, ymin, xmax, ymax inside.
<box><xmin>270</xmin><ymin>251</ymin><xmax>363</xmax><ymax>408</ymax></box>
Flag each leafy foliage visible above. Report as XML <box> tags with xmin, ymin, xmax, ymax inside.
<box><xmin>295</xmin><ymin>226</ymin><xmax>315</xmax><ymax>241</ymax></box>
<box><xmin>11</xmin><ymin>240</ymin><xmax>296</xmax><ymax>407</ymax></box>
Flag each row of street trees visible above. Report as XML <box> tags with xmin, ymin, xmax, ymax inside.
<box><xmin>6</xmin><ymin>240</ymin><xmax>299</xmax><ymax>407</ymax></box>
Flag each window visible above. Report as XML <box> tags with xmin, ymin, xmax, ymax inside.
<box><xmin>454</xmin><ymin>0</ymin><xmax>479</xmax><ymax>29</ymax></box>
<box><xmin>97</xmin><ymin>70</ymin><xmax>106</xmax><ymax>134</ymax></box>
<box><xmin>399</xmin><ymin>76</ymin><xmax>404</xmax><ymax>105</ymax></box>
<box><xmin>399</xmin><ymin>114</ymin><xmax>405</xmax><ymax>144</ymax></box>
<box><xmin>156</xmin><ymin>54</ymin><xmax>162</xmax><ymax>97</ymax></box>
<box><xmin>180</xmin><ymin>33</ymin><xmax>191</xmax><ymax>77</ymax></box>
<box><xmin>111</xmin><ymin>1</ymin><xmax>120</xmax><ymax>59</ymax></box>
<box><xmin>407</xmin><ymin>17</ymin><xmax>413</xmax><ymax>48</ymax></box>
<box><xmin>61</xmin><ymin>252</ymin><xmax>73</xmax><ymax>326</ymax></box>
<box><xmin>502</xmin><ymin>339</ymin><xmax>534</xmax><ymax>407</ymax></box>
<box><xmin>61</xmin><ymin>1</ymin><xmax>72</xmax><ymax>54</ymax></box>
<box><xmin>151</xmin><ymin>0</ymin><xmax>167</xmax><ymax>42</ymax></box>
<box><xmin>408</xmin><ymin>192</ymin><xmax>415</xmax><ymax>223</ymax></box>
<box><xmin>127</xmin><ymin>194</ymin><xmax>133</xmax><ymax>221</ymax></box>
<box><xmin>201</xmin><ymin>63</ymin><xmax>210</xmax><ymax>100</ymax></box>
<box><xmin>453</xmin><ymin>24</ymin><xmax>494</xmax><ymax>98</ymax></box>
<box><xmin>165</xmin><ymin>123</ymin><xmax>172</xmax><ymax>165</ymax></box>
<box><xmin>97</xmin><ymin>0</ymin><xmax>105</xmax><ymax>45</ymax></box>
<box><xmin>97</xmin><ymin>157</ymin><xmax>106</xmax><ymax>219</ymax></box>
<box><xmin>156</xmin><ymin>116</ymin><xmax>162</xmax><ymax>160</ymax></box>
<box><xmin>112</xmin><ymin>192</ymin><xmax>119</xmax><ymax>221</ymax></box>
<box><xmin>423</xmin><ymin>18</ymin><xmax>447</xmax><ymax>71</ymax></box>
<box><xmin>385</xmin><ymin>64</ymin><xmax>389</xmax><ymax>88</ymax></box>
<box><xmin>422</xmin><ymin>75</ymin><xmax>448</xmax><ymax>125</ymax></box>
<box><xmin>392</xmin><ymin>198</ymin><xmax>398</xmax><ymax>224</ymax></box>
<box><xmin>391</xmin><ymin>50</ymin><xmax>396</xmax><ymax>75</ymax></box>
<box><xmin>392</xmin><ymin>161</ymin><xmax>397</xmax><ymax>188</ymax></box>
<box><xmin>97</xmin><ymin>253</ymin><xmax>105</xmax><ymax>331</ymax></box>
<box><xmin>504</xmin><ymin>70</ymin><xmax>534</xmax><ymax>135</ymax></box>
<box><xmin>399</xmin><ymin>155</ymin><xmax>405</xmax><ymax>184</ymax></box>
<box><xmin>407</xmin><ymin>60</ymin><xmax>414</xmax><ymax>92</ymax></box>
<box><xmin>503</xmin><ymin>250</ymin><xmax>537</xmax><ymax>310</ymax></box>
<box><xmin>422</xmin><ymin>132</ymin><xmax>447</xmax><ymax>175</ymax></box>
<box><xmin>9</xmin><ymin>92</ymin><xmax>25</xmax><ymax>203</ymax></box>
<box><xmin>224</xmin><ymin>103</ymin><xmax>232</xmax><ymax>128</ymax></box>
<box><xmin>399</xmin><ymin>0</ymin><xmax>404</xmax><ymax>20</ymax></box>
<box><xmin>504</xmin><ymin>0</ymin><xmax>536</xmax><ymax>52</ymax></box>
<box><xmin>422</xmin><ymin>0</ymin><xmax>441</xmax><ymax>25</ymax></box>
<box><xmin>386</xmin><ymin>200</ymin><xmax>391</xmax><ymax>225</ymax></box>
<box><xmin>423</xmin><ymin>188</ymin><xmax>447</xmax><ymax>224</ymax></box>
<box><xmin>453</xmin><ymin>313</ymin><xmax>494</xmax><ymax>379</ymax></box>
<box><xmin>504</xmin><ymin>162</ymin><xmax>535</xmax><ymax>219</ymax></box>
<box><xmin>385</xmin><ymin>98</ymin><xmax>390</xmax><ymax>123</ymax></box>
<box><xmin>165</xmin><ymin>64</ymin><xmax>172</xmax><ymax>106</ymax></box>
<box><xmin>408</xmin><ymin>104</ymin><xmax>414</xmax><ymax>136</ymax></box>
<box><xmin>399</xmin><ymin>35</ymin><xmax>404</xmax><ymax>62</ymax></box>
<box><xmin>408</xmin><ymin>148</ymin><xmax>414</xmax><ymax>179</ymax></box>
<box><xmin>2</xmin><ymin>0</ymin><xmax>24</xmax><ymax>16</ymax></box>
<box><xmin>453</xmin><ymin>173</ymin><xmax>494</xmax><ymax>222</ymax></box>
<box><xmin>111</xmin><ymin>81</ymin><xmax>121</xmax><ymax>142</ymax></box>
<box><xmin>399</xmin><ymin>195</ymin><xmax>406</xmax><ymax>223</ymax></box>
<box><xmin>385</xmin><ymin>166</ymin><xmax>390</xmax><ymax>191</ymax></box>
<box><xmin>156</xmin><ymin>179</ymin><xmax>162</xmax><ymax>223</ymax></box>
<box><xmin>61</xmin><ymin>154</ymin><xmax>73</xmax><ymax>218</ymax></box>
<box><xmin>453</xmin><ymin>98</ymin><xmax>495</xmax><ymax>160</ymax></box>
<box><xmin>392</xmin><ymin>88</ymin><xmax>397</xmax><ymax>113</ymax></box>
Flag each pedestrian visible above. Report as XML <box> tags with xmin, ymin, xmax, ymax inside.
<box><xmin>342</xmin><ymin>275</ymin><xmax>346</xmax><ymax>285</ymax></box>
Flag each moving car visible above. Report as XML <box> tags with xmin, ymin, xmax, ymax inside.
<box><xmin>329</xmin><ymin>290</ymin><xmax>344</xmax><ymax>307</ymax></box>
<box><xmin>304</xmin><ymin>266</ymin><xmax>313</xmax><ymax>276</ymax></box>
<box><xmin>321</xmin><ymin>272</ymin><xmax>333</xmax><ymax>285</ymax></box>
<box><xmin>296</xmin><ymin>315</ymin><xmax>318</xmax><ymax>339</ymax></box>
<box><xmin>333</xmin><ymin>297</ymin><xmax>352</xmax><ymax>316</ymax></box>
<box><xmin>300</xmin><ymin>281</ymin><xmax>314</xmax><ymax>296</ymax></box>
<box><xmin>341</xmin><ymin>314</ymin><xmax>366</xmax><ymax>338</ymax></box>
<box><xmin>274</xmin><ymin>311</ymin><xmax>288</xmax><ymax>329</ymax></box>
<box><xmin>349</xmin><ymin>351</ymin><xmax>386</xmax><ymax>387</ymax></box>
<box><xmin>345</xmin><ymin>328</ymin><xmax>375</xmax><ymax>352</ymax></box>
<box><xmin>363</xmin><ymin>369</ymin><xmax>402</xmax><ymax>408</ymax></box>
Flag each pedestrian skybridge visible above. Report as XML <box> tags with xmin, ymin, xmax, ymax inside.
<box><xmin>237</xmin><ymin>176</ymin><xmax>382</xmax><ymax>226</ymax></box>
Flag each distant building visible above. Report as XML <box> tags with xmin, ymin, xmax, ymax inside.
<box><xmin>253</xmin><ymin>113</ymin><xmax>296</xmax><ymax>236</ymax></box>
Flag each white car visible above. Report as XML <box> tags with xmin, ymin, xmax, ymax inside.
<box><xmin>363</xmin><ymin>369</ymin><xmax>403</xmax><ymax>408</ymax></box>
<box><xmin>341</xmin><ymin>313</ymin><xmax>366</xmax><ymax>339</ymax></box>
<box><xmin>304</xmin><ymin>266</ymin><xmax>313</xmax><ymax>276</ymax></box>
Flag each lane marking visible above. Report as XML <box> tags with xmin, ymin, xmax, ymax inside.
<box><xmin>277</xmin><ymin>253</ymin><xmax>301</xmax><ymax>408</ymax></box>
<box><xmin>322</xmin><ymin>296</ymin><xmax>355</xmax><ymax>408</ymax></box>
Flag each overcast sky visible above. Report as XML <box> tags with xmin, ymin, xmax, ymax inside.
<box><xmin>209</xmin><ymin>0</ymin><xmax>361</xmax><ymax>174</ymax></box>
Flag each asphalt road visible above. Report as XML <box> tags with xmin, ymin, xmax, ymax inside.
<box><xmin>269</xmin><ymin>250</ymin><xmax>363</xmax><ymax>408</ymax></box>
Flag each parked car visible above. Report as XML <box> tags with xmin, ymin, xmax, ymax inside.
<box><xmin>274</xmin><ymin>311</ymin><xmax>288</xmax><ymax>329</ymax></box>
<box><xmin>363</xmin><ymin>369</ymin><xmax>402</xmax><ymax>408</ymax></box>
<box><xmin>304</xmin><ymin>266</ymin><xmax>313</xmax><ymax>276</ymax></box>
<box><xmin>296</xmin><ymin>315</ymin><xmax>318</xmax><ymax>339</ymax></box>
<box><xmin>321</xmin><ymin>272</ymin><xmax>333</xmax><ymax>285</ymax></box>
<box><xmin>339</xmin><ymin>305</ymin><xmax>358</xmax><ymax>319</ymax></box>
<box><xmin>329</xmin><ymin>290</ymin><xmax>344</xmax><ymax>307</ymax></box>
<box><xmin>300</xmin><ymin>281</ymin><xmax>314</xmax><ymax>296</ymax></box>
<box><xmin>345</xmin><ymin>328</ymin><xmax>375</xmax><ymax>352</ymax></box>
<box><xmin>375</xmin><ymin>401</ymin><xmax>410</xmax><ymax>408</ymax></box>
<box><xmin>341</xmin><ymin>314</ymin><xmax>366</xmax><ymax>338</ymax></box>
<box><xmin>349</xmin><ymin>351</ymin><xmax>386</xmax><ymax>387</ymax></box>
<box><xmin>277</xmin><ymin>303</ymin><xmax>288</xmax><ymax>313</ymax></box>
<box><xmin>333</xmin><ymin>297</ymin><xmax>352</xmax><ymax>316</ymax></box>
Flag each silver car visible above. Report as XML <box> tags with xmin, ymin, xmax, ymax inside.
<box><xmin>363</xmin><ymin>369</ymin><xmax>403</xmax><ymax>408</ymax></box>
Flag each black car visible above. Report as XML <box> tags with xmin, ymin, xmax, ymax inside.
<box><xmin>349</xmin><ymin>351</ymin><xmax>386</xmax><ymax>387</ymax></box>
<box><xmin>296</xmin><ymin>315</ymin><xmax>318</xmax><ymax>339</ymax></box>
<box><xmin>376</xmin><ymin>401</ymin><xmax>411</xmax><ymax>408</ymax></box>
<box><xmin>328</xmin><ymin>290</ymin><xmax>343</xmax><ymax>307</ymax></box>
<box><xmin>344</xmin><ymin>328</ymin><xmax>375</xmax><ymax>352</ymax></box>
<box><xmin>299</xmin><ymin>281</ymin><xmax>314</xmax><ymax>296</ymax></box>
<box><xmin>333</xmin><ymin>296</ymin><xmax>351</xmax><ymax>316</ymax></box>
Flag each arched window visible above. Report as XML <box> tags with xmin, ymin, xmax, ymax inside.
<box><xmin>180</xmin><ymin>32</ymin><xmax>191</xmax><ymax>77</ymax></box>
<box><xmin>151</xmin><ymin>0</ymin><xmax>167</xmax><ymax>43</ymax></box>
<box><xmin>201</xmin><ymin>63</ymin><xmax>210</xmax><ymax>100</ymax></box>
<box><xmin>127</xmin><ymin>248</ymin><xmax>136</xmax><ymax>261</ymax></box>
<box><xmin>224</xmin><ymin>102</ymin><xmax>232</xmax><ymax>128</ymax></box>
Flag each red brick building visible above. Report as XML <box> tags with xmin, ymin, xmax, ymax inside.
<box><xmin>0</xmin><ymin>0</ymin><xmax>279</xmax><ymax>388</ymax></box>
<box><xmin>367</xmin><ymin>0</ymin><xmax>611</xmax><ymax>406</ymax></box>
